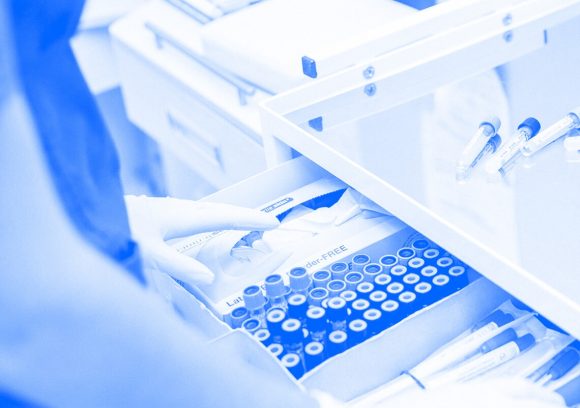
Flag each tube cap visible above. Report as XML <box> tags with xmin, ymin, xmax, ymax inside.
<box><xmin>308</xmin><ymin>287</ymin><xmax>329</xmax><ymax>306</ymax></box>
<box><xmin>518</xmin><ymin>117</ymin><xmax>541</xmax><ymax>139</ymax></box>
<box><xmin>348</xmin><ymin>319</ymin><xmax>368</xmax><ymax>334</ymax></box>
<box><xmin>351</xmin><ymin>299</ymin><xmax>370</xmax><ymax>315</ymax></box>
<box><xmin>379</xmin><ymin>255</ymin><xmax>398</xmax><ymax>268</ymax></box>
<box><xmin>481</xmin><ymin>116</ymin><xmax>501</xmax><ymax>133</ymax></box>
<box><xmin>489</xmin><ymin>134</ymin><xmax>502</xmax><ymax>153</ymax></box>
<box><xmin>242</xmin><ymin>318</ymin><xmax>261</xmax><ymax>334</ymax></box>
<box><xmin>265</xmin><ymin>274</ymin><xmax>286</xmax><ymax>298</ymax></box>
<box><xmin>363</xmin><ymin>263</ymin><xmax>383</xmax><ymax>282</ymax></box>
<box><xmin>548</xmin><ymin>348</ymin><xmax>580</xmax><ymax>380</ymax></box>
<box><xmin>480</xmin><ymin>328</ymin><xmax>518</xmax><ymax>353</ymax></box>
<box><xmin>288</xmin><ymin>294</ymin><xmax>308</xmax><ymax>318</ymax></box>
<box><xmin>515</xmin><ymin>333</ymin><xmax>536</xmax><ymax>352</ymax></box>
<box><xmin>408</xmin><ymin>257</ymin><xmax>425</xmax><ymax>270</ymax></box>
<box><xmin>243</xmin><ymin>285</ymin><xmax>266</xmax><ymax>311</ymax></box>
<box><xmin>397</xmin><ymin>247</ymin><xmax>415</xmax><ymax>261</ymax></box>
<box><xmin>327</xmin><ymin>279</ymin><xmax>347</xmax><ymax>297</ymax></box>
<box><xmin>282</xmin><ymin>318</ymin><xmax>303</xmax><ymax>344</ymax></box>
<box><xmin>356</xmin><ymin>282</ymin><xmax>375</xmax><ymax>297</ymax></box>
<box><xmin>312</xmin><ymin>270</ymin><xmax>331</xmax><ymax>287</ymax></box>
<box><xmin>328</xmin><ymin>330</ymin><xmax>348</xmax><ymax>346</ymax></box>
<box><xmin>403</xmin><ymin>273</ymin><xmax>420</xmax><ymax>285</ymax></box>
<box><xmin>352</xmin><ymin>254</ymin><xmax>371</xmax><ymax>270</ymax></box>
<box><xmin>266</xmin><ymin>308</ymin><xmax>286</xmax><ymax>333</ymax></box>
<box><xmin>330</xmin><ymin>262</ymin><xmax>349</xmax><ymax>279</ymax></box>
<box><xmin>340</xmin><ymin>290</ymin><xmax>357</xmax><ymax>303</ymax></box>
<box><xmin>305</xmin><ymin>341</ymin><xmax>324</xmax><ymax>357</ymax></box>
<box><xmin>254</xmin><ymin>329</ymin><xmax>271</xmax><ymax>344</ymax></box>
<box><xmin>369</xmin><ymin>291</ymin><xmax>387</xmax><ymax>305</ymax></box>
<box><xmin>289</xmin><ymin>267</ymin><xmax>311</xmax><ymax>291</ymax></box>
<box><xmin>345</xmin><ymin>271</ymin><xmax>364</xmax><ymax>288</ymax></box>
<box><xmin>411</xmin><ymin>238</ymin><xmax>430</xmax><ymax>251</ymax></box>
<box><xmin>381</xmin><ymin>299</ymin><xmax>399</xmax><ymax>313</ymax></box>
<box><xmin>374</xmin><ymin>274</ymin><xmax>392</xmax><ymax>288</ymax></box>
<box><xmin>267</xmin><ymin>343</ymin><xmax>284</xmax><ymax>358</ymax></box>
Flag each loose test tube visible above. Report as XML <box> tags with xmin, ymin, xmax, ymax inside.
<box><xmin>288</xmin><ymin>293</ymin><xmax>308</xmax><ymax>324</ymax></box>
<box><xmin>327</xmin><ymin>330</ymin><xmax>348</xmax><ymax>357</ymax></box>
<box><xmin>423</xmin><ymin>248</ymin><xmax>441</xmax><ymax>265</ymax></box>
<box><xmin>380</xmin><ymin>300</ymin><xmax>401</xmax><ymax>328</ymax></box>
<box><xmin>351</xmin><ymin>254</ymin><xmax>371</xmax><ymax>272</ymax></box>
<box><xmin>420</xmin><ymin>265</ymin><xmax>438</xmax><ymax>279</ymax></box>
<box><xmin>266</xmin><ymin>308</ymin><xmax>286</xmax><ymax>344</ymax></box>
<box><xmin>374</xmin><ymin>274</ymin><xmax>392</xmax><ymax>291</ymax></box>
<box><xmin>265</xmin><ymin>274</ymin><xmax>288</xmax><ymax>311</ymax></box>
<box><xmin>363</xmin><ymin>263</ymin><xmax>383</xmax><ymax>283</ymax></box>
<box><xmin>268</xmin><ymin>343</ymin><xmax>284</xmax><ymax>359</ymax></box>
<box><xmin>431</xmin><ymin>274</ymin><xmax>453</xmax><ymax>300</ymax></box>
<box><xmin>327</xmin><ymin>280</ymin><xmax>347</xmax><ymax>298</ymax></box>
<box><xmin>312</xmin><ymin>270</ymin><xmax>331</xmax><ymax>288</ymax></box>
<box><xmin>348</xmin><ymin>319</ymin><xmax>368</xmax><ymax>347</ymax></box>
<box><xmin>369</xmin><ymin>291</ymin><xmax>388</xmax><ymax>309</ymax></box>
<box><xmin>327</xmin><ymin>297</ymin><xmax>349</xmax><ymax>332</ymax></box>
<box><xmin>304</xmin><ymin>342</ymin><xmax>325</xmax><ymax>371</ymax></box>
<box><xmin>398</xmin><ymin>291</ymin><xmax>418</xmax><ymax>318</ymax></box>
<box><xmin>522</xmin><ymin>107</ymin><xmax>580</xmax><ymax>157</ymax></box>
<box><xmin>411</xmin><ymin>238</ymin><xmax>430</xmax><ymax>257</ymax></box>
<box><xmin>379</xmin><ymin>255</ymin><xmax>398</xmax><ymax>273</ymax></box>
<box><xmin>414</xmin><ymin>282</ymin><xmax>434</xmax><ymax>308</ymax></box>
<box><xmin>330</xmin><ymin>262</ymin><xmax>349</xmax><ymax>280</ymax></box>
<box><xmin>288</xmin><ymin>267</ymin><xmax>312</xmax><ymax>296</ymax></box>
<box><xmin>456</xmin><ymin>117</ymin><xmax>501</xmax><ymax>180</ymax></box>
<box><xmin>306</xmin><ymin>306</ymin><xmax>327</xmax><ymax>344</ymax></box>
<box><xmin>308</xmin><ymin>287</ymin><xmax>329</xmax><ymax>307</ymax></box>
<box><xmin>242</xmin><ymin>318</ymin><xmax>261</xmax><ymax>335</ymax></box>
<box><xmin>397</xmin><ymin>247</ymin><xmax>416</xmax><ymax>266</ymax></box>
<box><xmin>229</xmin><ymin>306</ymin><xmax>249</xmax><ymax>329</ymax></box>
<box><xmin>363</xmin><ymin>308</ymin><xmax>384</xmax><ymax>336</ymax></box>
<box><xmin>282</xmin><ymin>319</ymin><xmax>305</xmax><ymax>357</ymax></box>
<box><xmin>254</xmin><ymin>328</ymin><xmax>272</xmax><ymax>346</ymax></box>
<box><xmin>345</xmin><ymin>271</ymin><xmax>364</xmax><ymax>291</ymax></box>
<box><xmin>243</xmin><ymin>285</ymin><xmax>267</xmax><ymax>327</ymax></box>
<box><xmin>281</xmin><ymin>353</ymin><xmax>304</xmax><ymax>379</ymax></box>
<box><xmin>485</xmin><ymin>117</ymin><xmax>541</xmax><ymax>175</ymax></box>
<box><xmin>448</xmin><ymin>265</ymin><xmax>469</xmax><ymax>291</ymax></box>
<box><xmin>356</xmin><ymin>282</ymin><xmax>375</xmax><ymax>299</ymax></box>
<box><xmin>407</xmin><ymin>257</ymin><xmax>426</xmax><ymax>273</ymax></box>
<box><xmin>457</xmin><ymin>134</ymin><xmax>503</xmax><ymax>182</ymax></box>
<box><xmin>350</xmin><ymin>299</ymin><xmax>371</xmax><ymax>320</ymax></box>
<box><xmin>340</xmin><ymin>290</ymin><xmax>358</xmax><ymax>306</ymax></box>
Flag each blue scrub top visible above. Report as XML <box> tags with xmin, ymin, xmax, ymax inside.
<box><xmin>8</xmin><ymin>0</ymin><xmax>146</xmax><ymax>285</ymax></box>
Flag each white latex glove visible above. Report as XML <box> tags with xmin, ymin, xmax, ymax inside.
<box><xmin>125</xmin><ymin>195</ymin><xmax>279</xmax><ymax>287</ymax></box>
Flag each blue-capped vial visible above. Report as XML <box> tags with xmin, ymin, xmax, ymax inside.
<box><xmin>327</xmin><ymin>279</ymin><xmax>347</xmax><ymax>298</ymax></box>
<box><xmin>423</xmin><ymin>248</ymin><xmax>441</xmax><ymax>265</ymax></box>
<box><xmin>288</xmin><ymin>293</ymin><xmax>309</xmax><ymax>324</ymax></box>
<box><xmin>402</xmin><ymin>273</ymin><xmax>421</xmax><ymax>288</ymax></box>
<box><xmin>348</xmin><ymin>319</ymin><xmax>368</xmax><ymax>347</ymax></box>
<box><xmin>243</xmin><ymin>285</ymin><xmax>267</xmax><ymax>327</ymax></box>
<box><xmin>327</xmin><ymin>297</ymin><xmax>348</xmax><ymax>332</ymax></box>
<box><xmin>448</xmin><ymin>265</ymin><xmax>469</xmax><ymax>291</ymax></box>
<box><xmin>522</xmin><ymin>108</ymin><xmax>580</xmax><ymax>157</ymax></box>
<box><xmin>457</xmin><ymin>133</ymin><xmax>502</xmax><ymax>182</ymax></box>
<box><xmin>288</xmin><ymin>267</ymin><xmax>312</xmax><ymax>296</ymax></box>
<box><xmin>308</xmin><ymin>287</ymin><xmax>329</xmax><ymax>307</ymax></box>
<box><xmin>363</xmin><ymin>308</ymin><xmax>384</xmax><ymax>336</ymax></box>
<box><xmin>281</xmin><ymin>353</ymin><xmax>304</xmax><ymax>379</ymax></box>
<box><xmin>254</xmin><ymin>328</ymin><xmax>272</xmax><ymax>345</ymax></box>
<box><xmin>339</xmin><ymin>290</ymin><xmax>358</xmax><ymax>306</ymax></box>
<box><xmin>363</xmin><ymin>263</ymin><xmax>383</xmax><ymax>283</ymax></box>
<box><xmin>351</xmin><ymin>254</ymin><xmax>371</xmax><ymax>272</ymax></box>
<box><xmin>386</xmin><ymin>281</ymin><xmax>405</xmax><ymax>297</ymax></box>
<box><xmin>306</xmin><ymin>306</ymin><xmax>327</xmax><ymax>344</ymax></box>
<box><xmin>229</xmin><ymin>306</ymin><xmax>249</xmax><ymax>329</ymax></box>
<box><xmin>420</xmin><ymin>265</ymin><xmax>438</xmax><ymax>279</ymax></box>
<box><xmin>369</xmin><ymin>290</ymin><xmax>387</xmax><ymax>309</ymax></box>
<box><xmin>411</xmin><ymin>238</ymin><xmax>430</xmax><ymax>257</ymax></box>
<box><xmin>397</xmin><ymin>247</ymin><xmax>416</xmax><ymax>266</ymax></box>
<box><xmin>380</xmin><ymin>299</ymin><xmax>401</xmax><ymax>328</ymax></box>
<box><xmin>282</xmin><ymin>318</ymin><xmax>304</xmax><ymax>357</ymax></box>
<box><xmin>242</xmin><ymin>318</ymin><xmax>261</xmax><ymax>335</ymax></box>
<box><xmin>312</xmin><ymin>270</ymin><xmax>331</xmax><ymax>288</ymax></box>
<box><xmin>480</xmin><ymin>328</ymin><xmax>518</xmax><ymax>354</ymax></box>
<box><xmin>472</xmin><ymin>310</ymin><xmax>514</xmax><ymax>332</ymax></box>
<box><xmin>398</xmin><ymin>291</ymin><xmax>418</xmax><ymax>318</ymax></box>
<box><xmin>266</xmin><ymin>308</ymin><xmax>286</xmax><ymax>343</ymax></box>
<box><xmin>330</xmin><ymin>262</ymin><xmax>349</xmax><ymax>280</ymax></box>
<box><xmin>265</xmin><ymin>274</ymin><xmax>288</xmax><ymax>311</ymax></box>
<box><xmin>413</xmin><ymin>281</ymin><xmax>434</xmax><ymax>308</ymax></box>
<box><xmin>431</xmin><ymin>274</ymin><xmax>452</xmax><ymax>300</ymax></box>
<box><xmin>436</xmin><ymin>256</ymin><xmax>454</xmax><ymax>273</ymax></box>
<box><xmin>344</xmin><ymin>271</ymin><xmax>364</xmax><ymax>291</ymax></box>
<box><xmin>350</xmin><ymin>298</ymin><xmax>370</xmax><ymax>320</ymax></box>
<box><xmin>304</xmin><ymin>341</ymin><xmax>325</xmax><ymax>371</ymax></box>
<box><xmin>267</xmin><ymin>343</ymin><xmax>284</xmax><ymax>359</ymax></box>
<box><xmin>356</xmin><ymin>282</ymin><xmax>375</xmax><ymax>299</ymax></box>
<box><xmin>456</xmin><ymin>116</ymin><xmax>501</xmax><ymax>182</ymax></box>
<box><xmin>390</xmin><ymin>265</ymin><xmax>408</xmax><ymax>280</ymax></box>
<box><xmin>373</xmin><ymin>274</ymin><xmax>392</xmax><ymax>291</ymax></box>
<box><xmin>327</xmin><ymin>330</ymin><xmax>348</xmax><ymax>357</ymax></box>
<box><xmin>407</xmin><ymin>257</ymin><xmax>425</xmax><ymax>273</ymax></box>
<box><xmin>379</xmin><ymin>254</ymin><xmax>398</xmax><ymax>273</ymax></box>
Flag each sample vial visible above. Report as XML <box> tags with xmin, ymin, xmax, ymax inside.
<box><xmin>351</xmin><ymin>254</ymin><xmax>371</xmax><ymax>272</ymax></box>
<box><xmin>380</xmin><ymin>299</ymin><xmax>401</xmax><ymax>328</ymax></box>
<box><xmin>327</xmin><ymin>330</ymin><xmax>348</xmax><ymax>357</ymax></box>
<box><xmin>339</xmin><ymin>290</ymin><xmax>358</xmax><ymax>306</ymax></box>
<box><xmin>350</xmin><ymin>299</ymin><xmax>370</xmax><ymax>320</ymax></box>
<box><xmin>288</xmin><ymin>293</ymin><xmax>308</xmax><ymax>324</ymax></box>
<box><xmin>288</xmin><ymin>267</ymin><xmax>312</xmax><ymax>296</ymax></box>
<box><xmin>306</xmin><ymin>306</ymin><xmax>327</xmax><ymax>344</ymax></box>
<box><xmin>414</xmin><ymin>281</ymin><xmax>434</xmax><ymax>308</ymax></box>
<box><xmin>266</xmin><ymin>308</ymin><xmax>286</xmax><ymax>344</ymax></box>
<box><xmin>407</xmin><ymin>257</ymin><xmax>426</xmax><ymax>273</ymax></box>
<box><xmin>308</xmin><ymin>287</ymin><xmax>329</xmax><ymax>307</ymax></box>
<box><xmin>390</xmin><ymin>265</ymin><xmax>408</xmax><ymax>280</ymax></box>
<box><xmin>373</xmin><ymin>274</ymin><xmax>392</xmax><ymax>291</ymax></box>
<box><xmin>369</xmin><ymin>290</ymin><xmax>388</xmax><ymax>309</ymax></box>
<box><xmin>363</xmin><ymin>308</ymin><xmax>384</xmax><ymax>336</ymax></box>
<box><xmin>312</xmin><ymin>270</ymin><xmax>332</xmax><ymax>288</ymax></box>
<box><xmin>457</xmin><ymin>134</ymin><xmax>503</xmax><ymax>182</ymax></box>
<box><xmin>344</xmin><ymin>271</ymin><xmax>364</xmax><ymax>291</ymax></box>
<box><xmin>379</xmin><ymin>254</ymin><xmax>398</xmax><ymax>273</ymax></box>
<box><xmin>363</xmin><ymin>263</ymin><xmax>383</xmax><ymax>283</ymax></box>
<box><xmin>265</xmin><ymin>274</ymin><xmax>288</xmax><ymax>311</ymax></box>
<box><xmin>267</xmin><ymin>343</ymin><xmax>284</xmax><ymax>359</ymax></box>
<box><xmin>397</xmin><ymin>247</ymin><xmax>416</xmax><ymax>266</ymax></box>
<box><xmin>242</xmin><ymin>317</ymin><xmax>261</xmax><ymax>335</ymax></box>
<box><xmin>304</xmin><ymin>341</ymin><xmax>325</xmax><ymax>371</ymax></box>
<box><xmin>282</xmin><ymin>318</ymin><xmax>305</xmax><ymax>357</ymax></box>
<box><xmin>431</xmin><ymin>274</ymin><xmax>453</xmax><ymax>300</ymax></box>
<box><xmin>356</xmin><ymin>282</ymin><xmax>375</xmax><ymax>299</ymax></box>
<box><xmin>330</xmin><ymin>262</ymin><xmax>349</xmax><ymax>280</ymax></box>
<box><xmin>486</xmin><ymin>117</ymin><xmax>541</xmax><ymax>175</ymax></box>
<box><xmin>243</xmin><ymin>285</ymin><xmax>267</xmax><ymax>327</ymax></box>
<box><xmin>522</xmin><ymin>108</ymin><xmax>580</xmax><ymax>157</ymax></box>
<box><xmin>448</xmin><ymin>265</ymin><xmax>469</xmax><ymax>291</ymax></box>
<box><xmin>254</xmin><ymin>328</ymin><xmax>272</xmax><ymax>346</ymax></box>
<box><xmin>456</xmin><ymin>117</ymin><xmax>501</xmax><ymax>180</ymax></box>
<box><xmin>229</xmin><ymin>306</ymin><xmax>249</xmax><ymax>329</ymax></box>
<box><xmin>411</xmin><ymin>238</ymin><xmax>430</xmax><ymax>257</ymax></box>
<box><xmin>327</xmin><ymin>279</ymin><xmax>347</xmax><ymax>298</ymax></box>
<box><xmin>398</xmin><ymin>291</ymin><xmax>418</xmax><ymax>318</ymax></box>
<box><xmin>348</xmin><ymin>319</ymin><xmax>368</xmax><ymax>347</ymax></box>
<box><xmin>327</xmin><ymin>297</ymin><xmax>348</xmax><ymax>332</ymax></box>
<box><xmin>281</xmin><ymin>353</ymin><xmax>304</xmax><ymax>379</ymax></box>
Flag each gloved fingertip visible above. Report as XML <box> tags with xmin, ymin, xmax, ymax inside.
<box><xmin>253</xmin><ymin>213</ymin><xmax>281</xmax><ymax>230</ymax></box>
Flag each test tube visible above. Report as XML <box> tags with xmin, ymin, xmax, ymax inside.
<box><xmin>281</xmin><ymin>353</ymin><xmax>304</xmax><ymax>379</ymax></box>
<box><xmin>254</xmin><ymin>328</ymin><xmax>272</xmax><ymax>346</ymax></box>
<box><xmin>397</xmin><ymin>247</ymin><xmax>416</xmax><ymax>266</ymax></box>
<box><xmin>379</xmin><ymin>254</ymin><xmax>398</xmax><ymax>274</ymax></box>
<box><xmin>431</xmin><ymin>274</ymin><xmax>453</xmax><ymax>300</ymax></box>
<box><xmin>456</xmin><ymin>117</ymin><xmax>501</xmax><ymax>180</ymax></box>
<box><xmin>369</xmin><ymin>290</ymin><xmax>387</xmax><ymax>309</ymax></box>
<box><xmin>350</xmin><ymin>299</ymin><xmax>370</xmax><ymax>320</ymax></box>
<box><xmin>306</xmin><ymin>306</ymin><xmax>327</xmax><ymax>344</ymax></box>
<box><xmin>288</xmin><ymin>293</ymin><xmax>308</xmax><ymax>324</ymax></box>
<box><xmin>242</xmin><ymin>318</ymin><xmax>261</xmax><ymax>335</ymax></box>
<box><xmin>522</xmin><ymin>108</ymin><xmax>580</xmax><ymax>157</ymax></box>
<box><xmin>267</xmin><ymin>343</ymin><xmax>284</xmax><ymax>359</ymax></box>
<box><xmin>389</xmin><ymin>265</ymin><xmax>408</xmax><ymax>281</ymax></box>
<box><xmin>282</xmin><ymin>318</ymin><xmax>305</xmax><ymax>357</ymax></box>
<box><xmin>356</xmin><ymin>282</ymin><xmax>375</xmax><ymax>299</ymax></box>
<box><xmin>330</xmin><ymin>262</ymin><xmax>349</xmax><ymax>280</ymax></box>
<box><xmin>420</xmin><ymin>265</ymin><xmax>438</xmax><ymax>279</ymax></box>
<box><xmin>414</xmin><ymin>281</ymin><xmax>435</xmax><ymax>308</ymax></box>
<box><xmin>363</xmin><ymin>308</ymin><xmax>384</xmax><ymax>336</ymax></box>
<box><xmin>327</xmin><ymin>297</ymin><xmax>348</xmax><ymax>332</ymax></box>
<box><xmin>229</xmin><ymin>306</ymin><xmax>249</xmax><ymax>329</ymax></box>
<box><xmin>327</xmin><ymin>330</ymin><xmax>348</xmax><ymax>357</ymax></box>
<box><xmin>448</xmin><ymin>265</ymin><xmax>469</xmax><ymax>291</ymax></box>
<box><xmin>348</xmin><ymin>319</ymin><xmax>368</xmax><ymax>347</ymax></box>
<box><xmin>386</xmin><ymin>281</ymin><xmax>405</xmax><ymax>298</ymax></box>
<box><xmin>486</xmin><ymin>117</ymin><xmax>541</xmax><ymax>176</ymax></box>
<box><xmin>266</xmin><ymin>308</ymin><xmax>286</xmax><ymax>343</ymax></box>
<box><xmin>265</xmin><ymin>274</ymin><xmax>288</xmax><ymax>311</ymax></box>
<box><xmin>398</xmin><ymin>291</ymin><xmax>418</xmax><ymax>318</ymax></box>
<box><xmin>351</xmin><ymin>254</ymin><xmax>371</xmax><ymax>272</ymax></box>
<box><xmin>344</xmin><ymin>271</ymin><xmax>364</xmax><ymax>291</ymax></box>
<box><xmin>308</xmin><ymin>287</ymin><xmax>329</xmax><ymax>307</ymax></box>
<box><xmin>327</xmin><ymin>279</ymin><xmax>347</xmax><ymax>298</ymax></box>
<box><xmin>380</xmin><ymin>299</ymin><xmax>401</xmax><ymax>328</ymax></box>
<box><xmin>457</xmin><ymin>134</ymin><xmax>503</xmax><ymax>182</ymax></box>
<box><xmin>288</xmin><ymin>267</ymin><xmax>312</xmax><ymax>296</ymax></box>
<box><xmin>304</xmin><ymin>341</ymin><xmax>325</xmax><ymax>371</ymax></box>
<box><xmin>407</xmin><ymin>257</ymin><xmax>426</xmax><ymax>274</ymax></box>
<box><xmin>243</xmin><ymin>285</ymin><xmax>267</xmax><ymax>327</ymax></box>
<box><xmin>363</xmin><ymin>263</ymin><xmax>383</xmax><ymax>283</ymax></box>
<box><xmin>312</xmin><ymin>270</ymin><xmax>331</xmax><ymax>288</ymax></box>
<box><xmin>373</xmin><ymin>274</ymin><xmax>392</xmax><ymax>291</ymax></box>
<box><xmin>423</xmin><ymin>248</ymin><xmax>441</xmax><ymax>266</ymax></box>
<box><xmin>339</xmin><ymin>290</ymin><xmax>358</xmax><ymax>307</ymax></box>
<box><xmin>411</xmin><ymin>238</ymin><xmax>430</xmax><ymax>257</ymax></box>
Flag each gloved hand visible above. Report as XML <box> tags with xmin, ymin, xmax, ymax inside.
<box><xmin>125</xmin><ymin>195</ymin><xmax>279</xmax><ymax>288</ymax></box>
